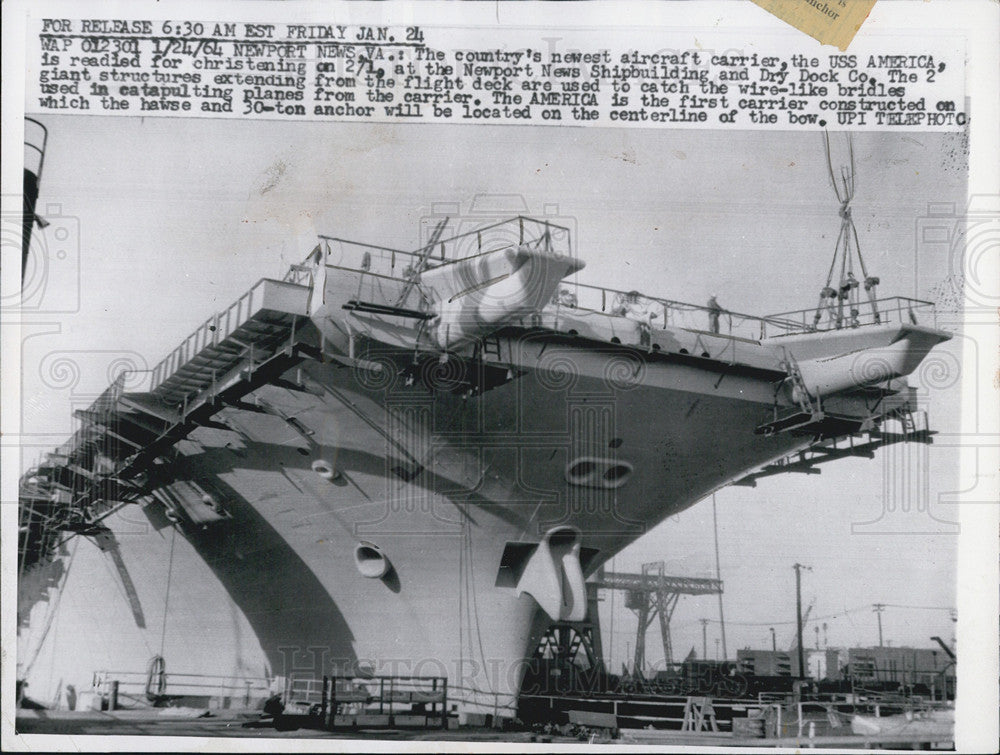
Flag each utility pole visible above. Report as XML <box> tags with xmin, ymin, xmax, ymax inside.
<box><xmin>873</xmin><ymin>603</ymin><xmax>886</xmax><ymax>647</ymax></box>
<box><xmin>793</xmin><ymin>563</ymin><xmax>811</xmax><ymax>677</ymax></box>
<box><xmin>770</xmin><ymin>627</ymin><xmax>776</xmax><ymax>652</ymax></box>
<box><xmin>700</xmin><ymin>618</ymin><xmax>709</xmax><ymax>660</ymax></box>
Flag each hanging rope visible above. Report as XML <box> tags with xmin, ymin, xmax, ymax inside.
<box><xmin>817</xmin><ymin>131</ymin><xmax>881</xmax><ymax>329</ymax></box>
<box><xmin>457</xmin><ymin>512</ymin><xmax>496</xmax><ymax>703</ymax></box>
<box><xmin>145</xmin><ymin>525</ymin><xmax>178</xmax><ymax>703</ymax></box>
<box><xmin>158</xmin><ymin>525</ymin><xmax>177</xmax><ymax>658</ymax></box>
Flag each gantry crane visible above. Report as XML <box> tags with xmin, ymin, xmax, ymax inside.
<box><xmin>592</xmin><ymin>561</ymin><xmax>723</xmax><ymax>677</ymax></box>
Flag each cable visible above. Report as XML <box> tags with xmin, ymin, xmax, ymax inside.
<box><xmin>464</xmin><ymin>521</ymin><xmax>496</xmax><ymax>697</ymax></box>
<box><xmin>687</xmin><ymin>604</ymin><xmax>875</xmax><ymax>628</ymax></box>
<box><xmin>881</xmin><ymin>604</ymin><xmax>956</xmax><ymax>612</ymax></box>
<box><xmin>158</xmin><ymin>525</ymin><xmax>177</xmax><ymax>657</ymax></box>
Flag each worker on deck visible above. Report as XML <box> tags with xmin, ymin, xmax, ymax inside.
<box><xmin>554</xmin><ymin>287</ymin><xmax>577</xmax><ymax>308</ymax></box>
<box><xmin>613</xmin><ymin>290</ymin><xmax>659</xmax><ymax>326</ymax></box>
<box><xmin>707</xmin><ymin>295</ymin><xmax>724</xmax><ymax>334</ymax></box>
<box><xmin>613</xmin><ymin>290</ymin><xmax>659</xmax><ymax>348</ymax></box>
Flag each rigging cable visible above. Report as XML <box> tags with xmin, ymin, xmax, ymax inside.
<box><xmin>158</xmin><ymin>524</ymin><xmax>177</xmax><ymax>658</ymax></box>
<box><xmin>712</xmin><ymin>494</ymin><xmax>728</xmax><ymax>659</ymax></box>
<box><xmin>818</xmin><ymin>131</ymin><xmax>882</xmax><ymax>328</ymax></box>
<box><xmin>464</xmin><ymin>520</ymin><xmax>497</xmax><ymax>698</ymax></box>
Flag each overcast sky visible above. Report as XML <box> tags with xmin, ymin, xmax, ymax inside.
<box><xmin>20</xmin><ymin>114</ymin><xmax>966</xmax><ymax>664</ymax></box>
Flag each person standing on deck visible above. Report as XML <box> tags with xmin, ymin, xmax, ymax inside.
<box><xmin>707</xmin><ymin>295</ymin><xmax>724</xmax><ymax>334</ymax></box>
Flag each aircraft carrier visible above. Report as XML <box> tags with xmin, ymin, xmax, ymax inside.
<box><xmin>16</xmin><ymin>204</ymin><xmax>951</xmax><ymax>717</ymax></box>
<box><xmin>15</xmin><ymin>116</ymin><xmax>956</xmax><ymax>720</ymax></box>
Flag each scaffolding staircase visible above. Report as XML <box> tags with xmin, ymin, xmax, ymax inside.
<box><xmin>19</xmin><ymin>277</ymin><xmax>314</xmax><ymax>568</ymax></box>
<box><xmin>115</xmin><ymin>278</ymin><xmax>313</xmax><ymax>476</ymax></box>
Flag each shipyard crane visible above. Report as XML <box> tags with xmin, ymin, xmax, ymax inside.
<box><xmin>930</xmin><ymin>635</ymin><xmax>956</xmax><ymax>662</ymax></box>
<box><xmin>529</xmin><ymin>563</ymin><xmax>723</xmax><ymax>681</ymax></box>
<box><xmin>592</xmin><ymin>561</ymin><xmax>723</xmax><ymax>677</ymax></box>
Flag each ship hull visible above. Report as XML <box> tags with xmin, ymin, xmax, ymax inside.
<box><xmin>20</xmin><ymin>333</ymin><xmax>809</xmax><ymax>712</ymax></box>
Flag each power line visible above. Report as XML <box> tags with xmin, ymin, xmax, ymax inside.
<box><xmin>880</xmin><ymin>604</ymin><xmax>955</xmax><ymax>612</ymax></box>
<box><xmin>688</xmin><ymin>608</ymin><xmax>866</xmax><ymax>628</ymax></box>
<box><xmin>686</xmin><ymin>602</ymin><xmax>955</xmax><ymax>628</ymax></box>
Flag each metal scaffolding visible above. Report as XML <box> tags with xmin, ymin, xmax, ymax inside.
<box><xmin>591</xmin><ymin>561</ymin><xmax>723</xmax><ymax>677</ymax></box>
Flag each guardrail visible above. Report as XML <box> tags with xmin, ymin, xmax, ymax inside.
<box><xmin>423</xmin><ymin>216</ymin><xmax>573</xmax><ymax>265</ymax></box>
<box><xmin>558</xmin><ymin>282</ymin><xmax>802</xmax><ymax>341</ymax></box>
<box><xmin>555</xmin><ymin>285</ymin><xmax>936</xmax><ymax>341</ymax></box>
<box><xmin>92</xmin><ymin>669</ymin><xmax>272</xmax><ymax>709</ymax></box>
<box><xmin>767</xmin><ymin>296</ymin><xmax>936</xmax><ymax>334</ymax></box>
<box><xmin>319</xmin><ymin>216</ymin><xmax>574</xmax><ymax>292</ymax></box>
<box><xmin>144</xmin><ymin>278</ymin><xmax>309</xmax><ymax>393</ymax></box>
<box><xmin>285</xmin><ymin>674</ymin><xmax>449</xmax><ymax>729</ymax></box>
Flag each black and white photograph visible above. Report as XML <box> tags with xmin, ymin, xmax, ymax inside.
<box><xmin>3</xmin><ymin>1</ymin><xmax>998</xmax><ymax>752</ymax></box>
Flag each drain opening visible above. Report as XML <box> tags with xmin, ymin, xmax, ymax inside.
<box><xmin>605</xmin><ymin>465</ymin><xmax>631</xmax><ymax>482</ymax></box>
<box><xmin>354</xmin><ymin>542</ymin><xmax>390</xmax><ymax>579</ymax></box>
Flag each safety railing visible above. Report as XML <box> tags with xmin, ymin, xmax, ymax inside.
<box><xmin>320</xmin><ymin>237</ymin><xmax>414</xmax><ymax>288</ymax></box>
<box><xmin>422</xmin><ymin>216</ymin><xmax>573</xmax><ymax>266</ymax></box>
<box><xmin>148</xmin><ymin>283</ymin><xmax>263</xmax><ymax>390</ymax></box>
<box><xmin>145</xmin><ymin>278</ymin><xmax>308</xmax><ymax>392</ymax></box>
<box><xmin>552</xmin><ymin>285</ymin><xmax>936</xmax><ymax>341</ymax></box>
<box><xmin>92</xmin><ymin>669</ymin><xmax>273</xmax><ymax>708</ymax></box>
<box><xmin>766</xmin><ymin>296</ymin><xmax>936</xmax><ymax>334</ymax></box>
<box><xmin>320</xmin><ymin>216</ymin><xmax>574</xmax><ymax>285</ymax></box>
<box><xmin>554</xmin><ymin>282</ymin><xmax>804</xmax><ymax>341</ymax></box>
<box><xmin>283</xmin><ymin>264</ymin><xmax>314</xmax><ymax>286</ymax></box>
<box><xmin>283</xmin><ymin>674</ymin><xmax>449</xmax><ymax>729</ymax></box>
<box><xmin>286</xmin><ymin>675</ymin><xmax>325</xmax><ymax>705</ymax></box>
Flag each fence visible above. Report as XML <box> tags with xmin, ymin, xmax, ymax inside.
<box><xmin>284</xmin><ymin>674</ymin><xmax>449</xmax><ymax>729</ymax></box>
<box><xmin>91</xmin><ymin>669</ymin><xmax>273</xmax><ymax>709</ymax></box>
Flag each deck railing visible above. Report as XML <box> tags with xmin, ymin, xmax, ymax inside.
<box><xmin>422</xmin><ymin>216</ymin><xmax>573</xmax><ymax>265</ymax></box>
<box><xmin>320</xmin><ymin>216</ymin><xmax>574</xmax><ymax>288</ymax></box>
<box><xmin>556</xmin><ymin>283</ymin><xmax>936</xmax><ymax>341</ymax></box>
<box><xmin>558</xmin><ymin>282</ymin><xmax>803</xmax><ymax>341</ymax></box>
<box><xmin>766</xmin><ymin>296</ymin><xmax>936</xmax><ymax>333</ymax></box>
<box><xmin>312</xmin><ymin>218</ymin><xmax>935</xmax><ymax>341</ymax></box>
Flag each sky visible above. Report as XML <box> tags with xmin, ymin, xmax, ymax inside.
<box><xmin>17</xmin><ymin>114</ymin><xmax>967</xmax><ymax>667</ymax></box>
